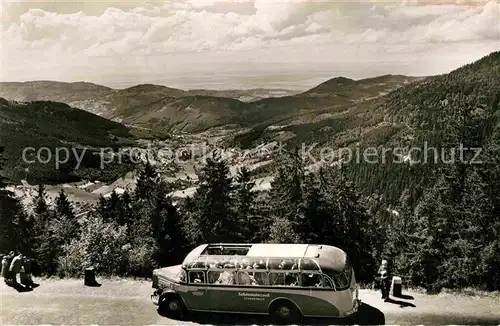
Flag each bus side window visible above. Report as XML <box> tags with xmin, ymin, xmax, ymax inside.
<box><xmin>214</xmin><ymin>269</ymin><xmax>236</xmax><ymax>285</ymax></box>
<box><xmin>284</xmin><ymin>272</ymin><xmax>300</xmax><ymax>286</ymax></box>
<box><xmin>207</xmin><ymin>270</ymin><xmax>222</xmax><ymax>284</ymax></box>
<box><xmin>237</xmin><ymin>271</ymin><xmax>259</xmax><ymax>286</ymax></box>
<box><xmin>269</xmin><ymin>272</ymin><xmax>286</xmax><ymax>286</ymax></box>
<box><xmin>333</xmin><ymin>272</ymin><xmax>350</xmax><ymax>290</ymax></box>
<box><xmin>323</xmin><ymin>275</ymin><xmax>335</xmax><ymax>289</ymax></box>
<box><xmin>189</xmin><ymin>271</ymin><xmax>205</xmax><ymax>284</ymax></box>
<box><xmin>301</xmin><ymin>273</ymin><xmax>322</xmax><ymax>287</ymax></box>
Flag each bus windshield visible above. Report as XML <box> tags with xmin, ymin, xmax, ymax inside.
<box><xmin>325</xmin><ymin>260</ymin><xmax>352</xmax><ymax>291</ymax></box>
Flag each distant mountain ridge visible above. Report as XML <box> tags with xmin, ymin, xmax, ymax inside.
<box><xmin>0</xmin><ymin>75</ymin><xmax>421</xmax><ymax>133</ymax></box>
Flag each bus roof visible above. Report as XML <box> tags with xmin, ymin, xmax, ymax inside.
<box><xmin>183</xmin><ymin>243</ymin><xmax>347</xmax><ymax>273</ymax></box>
<box><xmin>246</xmin><ymin>244</ymin><xmax>316</xmax><ymax>258</ymax></box>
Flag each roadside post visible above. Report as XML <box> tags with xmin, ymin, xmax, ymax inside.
<box><xmin>84</xmin><ymin>266</ymin><xmax>97</xmax><ymax>286</ymax></box>
<box><xmin>392</xmin><ymin>276</ymin><xmax>402</xmax><ymax>297</ymax></box>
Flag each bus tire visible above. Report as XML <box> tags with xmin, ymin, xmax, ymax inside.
<box><xmin>158</xmin><ymin>293</ymin><xmax>186</xmax><ymax>320</ymax></box>
<box><xmin>269</xmin><ymin>300</ymin><xmax>302</xmax><ymax>324</ymax></box>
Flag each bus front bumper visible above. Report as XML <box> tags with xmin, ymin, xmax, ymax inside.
<box><xmin>151</xmin><ymin>289</ymin><xmax>161</xmax><ymax>305</ymax></box>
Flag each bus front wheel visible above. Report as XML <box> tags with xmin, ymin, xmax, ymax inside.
<box><xmin>269</xmin><ymin>300</ymin><xmax>302</xmax><ymax>324</ymax></box>
<box><xmin>159</xmin><ymin>293</ymin><xmax>186</xmax><ymax>320</ymax></box>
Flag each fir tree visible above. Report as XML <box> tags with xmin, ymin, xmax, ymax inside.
<box><xmin>268</xmin><ymin>147</ymin><xmax>306</xmax><ymax>240</ymax></box>
<box><xmin>233</xmin><ymin>166</ymin><xmax>259</xmax><ymax>242</ymax></box>
<box><xmin>151</xmin><ymin>189</ymin><xmax>186</xmax><ymax>265</ymax></box>
<box><xmin>410</xmin><ymin>176</ymin><xmax>454</xmax><ymax>292</ymax></box>
<box><xmin>268</xmin><ymin>217</ymin><xmax>300</xmax><ymax>244</ymax></box>
<box><xmin>135</xmin><ymin>161</ymin><xmax>159</xmax><ymax>201</ymax></box>
<box><xmin>34</xmin><ymin>184</ymin><xmax>49</xmax><ymax>219</ymax></box>
<box><xmin>0</xmin><ymin>146</ymin><xmax>25</xmax><ymax>253</ymax></box>
<box><xmin>183</xmin><ymin>151</ymin><xmax>235</xmax><ymax>244</ymax></box>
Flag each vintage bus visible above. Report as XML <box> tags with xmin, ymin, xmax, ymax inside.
<box><xmin>151</xmin><ymin>243</ymin><xmax>360</xmax><ymax>323</ymax></box>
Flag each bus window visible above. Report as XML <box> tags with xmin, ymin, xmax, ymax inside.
<box><xmin>284</xmin><ymin>272</ymin><xmax>300</xmax><ymax>286</ymax></box>
<box><xmin>237</xmin><ymin>271</ymin><xmax>259</xmax><ymax>285</ymax></box>
<box><xmin>323</xmin><ymin>275</ymin><xmax>335</xmax><ymax>289</ymax></box>
<box><xmin>207</xmin><ymin>270</ymin><xmax>222</xmax><ymax>284</ymax></box>
<box><xmin>189</xmin><ymin>271</ymin><xmax>205</xmax><ymax>284</ymax></box>
<box><xmin>188</xmin><ymin>258</ymin><xmax>207</xmax><ymax>269</ymax></box>
<box><xmin>300</xmin><ymin>258</ymin><xmax>320</xmax><ymax>272</ymax></box>
<box><xmin>269</xmin><ymin>272</ymin><xmax>286</xmax><ymax>286</ymax></box>
<box><xmin>178</xmin><ymin>269</ymin><xmax>187</xmax><ymax>284</ymax></box>
<box><xmin>214</xmin><ymin>269</ymin><xmax>236</xmax><ymax>285</ymax></box>
<box><xmin>253</xmin><ymin>271</ymin><xmax>268</xmax><ymax>285</ymax></box>
<box><xmin>333</xmin><ymin>272</ymin><xmax>350</xmax><ymax>290</ymax></box>
<box><xmin>301</xmin><ymin>273</ymin><xmax>322</xmax><ymax>287</ymax></box>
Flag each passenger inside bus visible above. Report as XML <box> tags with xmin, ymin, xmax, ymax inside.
<box><xmin>301</xmin><ymin>273</ymin><xmax>322</xmax><ymax>287</ymax></box>
<box><xmin>215</xmin><ymin>264</ymin><xmax>236</xmax><ymax>284</ymax></box>
<box><xmin>189</xmin><ymin>271</ymin><xmax>205</xmax><ymax>283</ymax></box>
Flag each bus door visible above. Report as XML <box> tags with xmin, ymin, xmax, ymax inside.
<box><xmin>205</xmin><ymin>268</ymin><xmax>242</xmax><ymax>312</ymax></box>
<box><xmin>206</xmin><ymin>269</ymin><xmax>271</xmax><ymax>313</ymax></box>
<box><xmin>182</xmin><ymin>270</ymin><xmax>211</xmax><ymax>310</ymax></box>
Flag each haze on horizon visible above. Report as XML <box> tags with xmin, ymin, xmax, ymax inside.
<box><xmin>1</xmin><ymin>0</ymin><xmax>499</xmax><ymax>90</ymax></box>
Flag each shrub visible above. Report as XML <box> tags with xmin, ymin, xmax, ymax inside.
<box><xmin>58</xmin><ymin>214</ymin><xmax>128</xmax><ymax>277</ymax></box>
<box><xmin>127</xmin><ymin>237</ymin><xmax>158</xmax><ymax>278</ymax></box>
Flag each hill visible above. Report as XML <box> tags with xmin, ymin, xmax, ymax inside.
<box><xmin>0</xmin><ymin>81</ymin><xmax>113</xmax><ymax>103</ymax></box>
<box><xmin>0</xmin><ymin>76</ymin><xmax>415</xmax><ymax>133</ymax></box>
<box><xmin>109</xmin><ymin>95</ymin><xmax>252</xmax><ymax>133</ymax></box>
<box><xmin>233</xmin><ymin>51</ymin><xmax>500</xmax><ymax>208</ymax></box>
<box><xmin>349</xmin><ymin>51</ymin><xmax>500</xmax><ymax>203</ymax></box>
<box><xmin>229</xmin><ymin>75</ymin><xmax>422</xmax><ymax>149</ymax></box>
<box><xmin>0</xmin><ymin>82</ymin><xmax>297</xmax><ymax>130</ymax></box>
<box><xmin>0</xmin><ymin>99</ymin><xmax>138</xmax><ymax>183</ymax></box>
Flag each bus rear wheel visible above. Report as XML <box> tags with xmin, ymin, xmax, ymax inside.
<box><xmin>159</xmin><ymin>294</ymin><xmax>186</xmax><ymax>320</ymax></box>
<box><xmin>270</xmin><ymin>300</ymin><xmax>302</xmax><ymax>324</ymax></box>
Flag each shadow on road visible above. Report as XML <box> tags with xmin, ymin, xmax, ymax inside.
<box><xmin>5</xmin><ymin>282</ymin><xmax>33</xmax><ymax>292</ymax></box>
<box><xmin>385</xmin><ymin>298</ymin><xmax>416</xmax><ymax>308</ymax></box>
<box><xmin>159</xmin><ymin>302</ymin><xmax>385</xmax><ymax>325</ymax></box>
<box><xmin>393</xmin><ymin>294</ymin><xmax>414</xmax><ymax>300</ymax></box>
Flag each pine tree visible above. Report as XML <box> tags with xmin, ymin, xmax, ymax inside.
<box><xmin>306</xmin><ymin>166</ymin><xmax>374</xmax><ymax>282</ymax></box>
<box><xmin>135</xmin><ymin>161</ymin><xmax>159</xmax><ymax>201</ymax></box>
<box><xmin>268</xmin><ymin>147</ymin><xmax>306</xmax><ymax>240</ymax></box>
<box><xmin>120</xmin><ymin>190</ymin><xmax>134</xmax><ymax>226</ymax></box>
<box><xmin>151</xmin><ymin>189</ymin><xmax>186</xmax><ymax>265</ymax></box>
<box><xmin>268</xmin><ymin>217</ymin><xmax>300</xmax><ymax>244</ymax></box>
<box><xmin>183</xmin><ymin>151</ymin><xmax>235</xmax><ymax>244</ymax></box>
<box><xmin>98</xmin><ymin>191</ymin><xmax>127</xmax><ymax>225</ymax></box>
<box><xmin>37</xmin><ymin>189</ymin><xmax>79</xmax><ymax>274</ymax></box>
<box><xmin>34</xmin><ymin>184</ymin><xmax>49</xmax><ymax>219</ymax></box>
<box><xmin>0</xmin><ymin>145</ymin><xmax>25</xmax><ymax>253</ymax></box>
<box><xmin>233</xmin><ymin>166</ymin><xmax>259</xmax><ymax>242</ymax></box>
<box><xmin>410</xmin><ymin>176</ymin><xmax>454</xmax><ymax>292</ymax></box>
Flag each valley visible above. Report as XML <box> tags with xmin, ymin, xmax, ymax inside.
<box><xmin>2</xmin><ymin>51</ymin><xmax>500</xmax><ymax>223</ymax></box>
<box><xmin>0</xmin><ymin>73</ymin><xmax>423</xmax><ymax>212</ymax></box>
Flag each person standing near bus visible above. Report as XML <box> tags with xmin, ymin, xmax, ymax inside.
<box><xmin>378</xmin><ymin>259</ymin><xmax>390</xmax><ymax>301</ymax></box>
<box><xmin>9</xmin><ymin>253</ymin><xmax>23</xmax><ymax>285</ymax></box>
<box><xmin>20</xmin><ymin>256</ymin><xmax>35</xmax><ymax>288</ymax></box>
<box><xmin>1</xmin><ymin>253</ymin><xmax>11</xmax><ymax>283</ymax></box>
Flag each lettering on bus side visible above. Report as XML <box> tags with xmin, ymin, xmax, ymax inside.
<box><xmin>238</xmin><ymin>292</ymin><xmax>271</xmax><ymax>301</ymax></box>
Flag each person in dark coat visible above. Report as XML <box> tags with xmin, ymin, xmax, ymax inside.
<box><xmin>20</xmin><ymin>257</ymin><xmax>35</xmax><ymax>288</ymax></box>
<box><xmin>2</xmin><ymin>254</ymin><xmax>10</xmax><ymax>282</ymax></box>
<box><xmin>2</xmin><ymin>252</ymin><xmax>15</xmax><ymax>283</ymax></box>
<box><xmin>9</xmin><ymin>253</ymin><xmax>23</xmax><ymax>285</ymax></box>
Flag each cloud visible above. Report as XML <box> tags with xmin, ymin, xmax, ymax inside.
<box><xmin>1</xmin><ymin>0</ymin><xmax>499</xmax><ymax>86</ymax></box>
<box><xmin>3</xmin><ymin>0</ymin><xmax>499</xmax><ymax>56</ymax></box>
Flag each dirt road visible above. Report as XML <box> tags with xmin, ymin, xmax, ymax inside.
<box><xmin>1</xmin><ymin>277</ymin><xmax>499</xmax><ymax>325</ymax></box>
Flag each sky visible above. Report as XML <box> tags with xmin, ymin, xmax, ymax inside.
<box><xmin>1</xmin><ymin>0</ymin><xmax>499</xmax><ymax>90</ymax></box>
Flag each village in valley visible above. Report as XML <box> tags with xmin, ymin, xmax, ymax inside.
<box><xmin>6</xmin><ymin>128</ymin><xmax>283</xmax><ymax>216</ymax></box>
